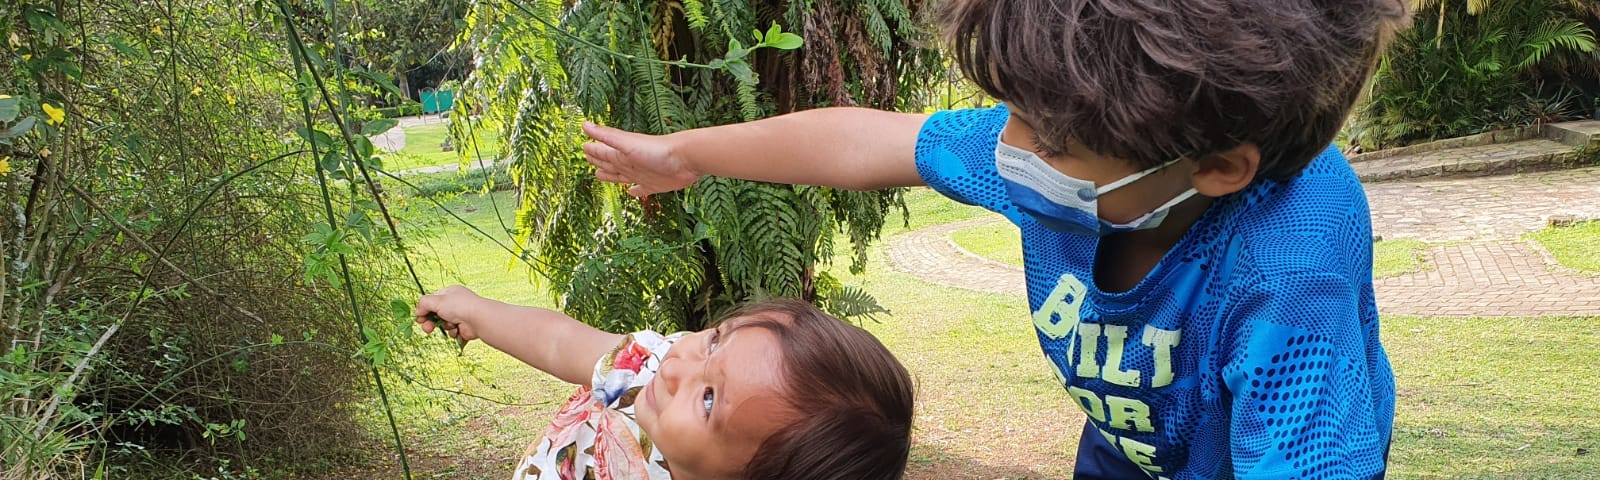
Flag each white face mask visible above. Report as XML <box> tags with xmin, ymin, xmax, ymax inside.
<box><xmin>994</xmin><ymin>134</ymin><xmax>1199</xmax><ymax>236</ymax></box>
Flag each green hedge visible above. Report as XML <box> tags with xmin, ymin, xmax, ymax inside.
<box><xmin>375</xmin><ymin>103</ymin><xmax>424</xmax><ymax>118</ymax></box>
<box><xmin>403</xmin><ymin>167</ymin><xmax>516</xmax><ymax>197</ymax></box>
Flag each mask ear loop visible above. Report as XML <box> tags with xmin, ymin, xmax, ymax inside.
<box><xmin>1093</xmin><ymin>156</ymin><xmax>1190</xmax><ymax>196</ymax></box>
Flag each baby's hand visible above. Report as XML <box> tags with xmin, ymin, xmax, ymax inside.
<box><xmin>415</xmin><ymin>285</ymin><xmax>487</xmax><ymax>344</ymax></box>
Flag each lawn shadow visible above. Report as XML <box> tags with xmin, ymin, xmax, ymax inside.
<box><xmin>905</xmin><ymin>444</ymin><xmax>1066</xmax><ymax>480</ymax></box>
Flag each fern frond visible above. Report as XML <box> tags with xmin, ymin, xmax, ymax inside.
<box><xmin>1517</xmin><ymin>19</ymin><xmax>1596</xmax><ymax>69</ymax></box>
<box><xmin>735</xmin><ymin>80</ymin><xmax>762</xmax><ymax>121</ymax></box>
<box><xmin>683</xmin><ymin>0</ymin><xmax>710</xmax><ymax>30</ymax></box>
<box><xmin>819</xmin><ymin>282</ymin><xmax>891</xmax><ymax>324</ymax></box>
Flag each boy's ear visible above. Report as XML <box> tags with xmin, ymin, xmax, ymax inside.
<box><xmin>1190</xmin><ymin>143</ymin><xmax>1260</xmax><ymax>197</ymax></box>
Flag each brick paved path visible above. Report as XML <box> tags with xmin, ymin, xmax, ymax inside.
<box><xmin>884</xmin><ymin>217</ymin><xmax>1026</xmax><ymax>297</ymax></box>
<box><xmin>885</xmin><ymin>166</ymin><xmax>1600</xmax><ymax>317</ymax></box>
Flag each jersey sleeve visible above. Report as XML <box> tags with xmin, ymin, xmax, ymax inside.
<box><xmin>913</xmin><ymin>106</ymin><xmax>1024</xmax><ymax>223</ymax></box>
<box><xmin>1222</xmin><ymin>271</ymin><xmax>1390</xmax><ymax>479</ymax></box>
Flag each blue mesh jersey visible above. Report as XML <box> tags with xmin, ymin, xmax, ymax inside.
<box><xmin>914</xmin><ymin>106</ymin><xmax>1395</xmax><ymax>479</ymax></box>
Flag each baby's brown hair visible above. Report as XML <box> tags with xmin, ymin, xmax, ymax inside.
<box><xmin>716</xmin><ymin>299</ymin><xmax>914</xmax><ymax>480</ymax></box>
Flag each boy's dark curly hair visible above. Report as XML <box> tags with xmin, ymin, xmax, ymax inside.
<box><xmin>939</xmin><ymin>0</ymin><xmax>1410</xmax><ymax>181</ymax></box>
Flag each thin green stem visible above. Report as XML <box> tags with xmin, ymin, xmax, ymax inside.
<box><xmin>275</xmin><ymin>4</ymin><xmax>414</xmax><ymax>479</ymax></box>
<box><xmin>279</xmin><ymin>0</ymin><xmax>455</xmax><ymax>351</ymax></box>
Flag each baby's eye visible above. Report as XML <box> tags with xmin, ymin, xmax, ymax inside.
<box><xmin>701</xmin><ymin>387</ymin><xmax>715</xmax><ymax>417</ymax></box>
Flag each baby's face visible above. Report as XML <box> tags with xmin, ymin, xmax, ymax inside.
<box><xmin>634</xmin><ymin>316</ymin><xmax>792</xmax><ymax>478</ymax></box>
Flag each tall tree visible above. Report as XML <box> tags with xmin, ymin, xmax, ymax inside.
<box><xmin>460</xmin><ymin>0</ymin><xmax>946</xmax><ymax>331</ymax></box>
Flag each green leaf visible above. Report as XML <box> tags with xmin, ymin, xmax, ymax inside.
<box><xmin>0</xmin><ymin>97</ymin><xmax>19</xmax><ymax>122</ymax></box>
<box><xmin>1</xmin><ymin>116</ymin><xmax>36</xmax><ymax>140</ymax></box>
<box><xmin>353</xmin><ymin>71</ymin><xmax>403</xmax><ymax>98</ymax></box>
<box><xmin>269</xmin><ymin>333</ymin><xmax>284</xmax><ymax>346</ymax></box>
<box><xmin>353</xmin><ymin>135</ymin><xmax>375</xmax><ymax>162</ymax></box>
<box><xmin>723</xmin><ymin>47</ymin><xmax>749</xmax><ymax>62</ymax></box>
<box><xmin>725</xmin><ymin>60</ymin><xmax>756</xmax><ymax>85</ymax></box>
<box><xmin>360</xmin><ymin>118</ymin><xmax>398</xmax><ymax>135</ymax></box>
<box><xmin>303</xmin><ymin>44</ymin><xmax>328</xmax><ymax>70</ymax></box>
<box><xmin>728</xmin><ymin>38</ymin><xmax>744</xmax><ymax>52</ymax></box>
<box><xmin>765</xmin><ymin>23</ymin><xmax>784</xmax><ymax>46</ymax></box>
<box><xmin>389</xmin><ymin>298</ymin><xmax>412</xmax><ymax>321</ymax></box>
<box><xmin>107</xmin><ymin>35</ymin><xmax>148</xmax><ymax>59</ymax></box>
<box><xmin>361</xmin><ymin>325</ymin><xmax>387</xmax><ymax>366</ymax></box>
<box><xmin>768</xmin><ymin>33</ymin><xmax>803</xmax><ymax>50</ymax></box>
<box><xmin>296</xmin><ymin>127</ymin><xmax>333</xmax><ymax>149</ymax></box>
<box><xmin>752</xmin><ymin>29</ymin><xmax>764</xmax><ymax>42</ymax></box>
<box><xmin>318</xmin><ymin>150</ymin><xmax>343</xmax><ymax>173</ymax></box>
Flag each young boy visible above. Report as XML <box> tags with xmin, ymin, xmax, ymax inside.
<box><xmin>581</xmin><ymin>0</ymin><xmax>1409</xmax><ymax>478</ymax></box>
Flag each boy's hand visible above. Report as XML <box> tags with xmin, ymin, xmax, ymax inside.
<box><xmin>582</xmin><ymin>122</ymin><xmax>699</xmax><ymax>197</ymax></box>
<box><xmin>415</xmin><ymin>285</ymin><xmax>488</xmax><ymax>344</ymax></box>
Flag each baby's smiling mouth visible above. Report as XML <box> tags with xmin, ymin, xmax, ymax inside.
<box><xmin>644</xmin><ymin>377</ymin><xmax>659</xmax><ymax>410</ymax></box>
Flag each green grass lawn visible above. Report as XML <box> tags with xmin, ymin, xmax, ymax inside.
<box><xmin>1374</xmin><ymin>239</ymin><xmax>1430</xmax><ymax>279</ymax></box>
<box><xmin>1529</xmin><ymin>220</ymin><xmax>1600</xmax><ymax>273</ymax></box>
<box><xmin>948</xmin><ymin>220</ymin><xmax>1023</xmax><ymax>267</ymax></box>
<box><xmin>325</xmin><ymin>188</ymin><xmax>1599</xmax><ymax>479</ymax></box>
<box><xmin>1383</xmin><ymin>315</ymin><xmax>1600</xmax><ymax>478</ymax></box>
<box><xmin>381</xmin><ymin>122</ymin><xmax>503</xmax><ymax>172</ymax></box>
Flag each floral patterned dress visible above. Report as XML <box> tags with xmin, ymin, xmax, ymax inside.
<box><xmin>511</xmin><ymin>331</ymin><xmax>683</xmax><ymax>480</ymax></box>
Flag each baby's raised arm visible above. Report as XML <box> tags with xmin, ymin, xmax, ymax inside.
<box><xmin>583</xmin><ymin>107</ymin><xmax>930</xmax><ymax>196</ymax></box>
<box><xmin>415</xmin><ymin>286</ymin><xmax>622</xmax><ymax>387</ymax></box>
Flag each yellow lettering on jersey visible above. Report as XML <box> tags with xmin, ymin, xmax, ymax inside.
<box><xmin>1067</xmin><ymin>386</ymin><xmax>1107</xmax><ymax>422</ymax></box>
<box><xmin>1093</xmin><ymin>427</ymin><xmax>1164</xmax><ymax>475</ymax></box>
<box><xmin>1075</xmin><ymin>323</ymin><xmax>1103</xmax><ymax>379</ymax></box>
<box><xmin>1118</xmin><ymin>436</ymin><xmax>1163</xmax><ymax>474</ymax></box>
<box><xmin>1101</xmin><ymin>325</ymin><xmax>1141</xmax><ymax>387</ymax></box>
<box><xmin>1096</xmin><ymin>426</ymin><xmax>1118</xmax><ymax>447</ymax></box>
<box><xmin>1141</xmin><ymin>326</ymin><xmax>1181</xmax><ymax>388</ymax></box>
<box><xmin>1033</xmin><ymin>273</ymin><xmax>1088</xmax><ymax>340</ymax></box>
<box><xmin>1047</xmin><ymin>354</ymin><xmax>1069</xmax><ymax>385</ymax></box>
<box><xmin>1106</xmin><ymin>395</ymin><xmax>1156</xmax><ymax>433</ymax></box>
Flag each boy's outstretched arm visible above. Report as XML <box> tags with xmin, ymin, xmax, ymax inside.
<box><xmin>415</xmin><ymin>286</ymin><xmax>622</xmax><ymax>387</ymax></box>
<box><xmin>583</xmin><ymin>107</ymin><xmax>930</xmax><ymax>196</ymax></box>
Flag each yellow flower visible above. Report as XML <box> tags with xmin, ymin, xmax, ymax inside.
<box><xmin>0</xmin><ymin>158</ymin><xmax>11</xmax><ymax>175</ymax></box>
<box><xmin>225</xmin><ymin>93</ymin><xmax>236</xmax><ymax>106</ymax></box>
<box><xmin>190</xmin><ymin>86</ymin><xmax>203</xmax><ymax>96</ymax></box>
<box><xmin>7</xmin><ymin>32</ymin><xmax>18</xmax><ymax>47</ymax></box>
<box><xmin>41</xmin><ymin>103</ymin><xmax>64</xmax><ymax>126</ymax></box>
<box><xmin>151</xmin><ymin>24</ymin><xmax>163</xmax><ymax>35</ymax></box>
<box><xmin>21</xmin><ymin>54</ymin><xmax>31</xmax><ymax>62</ymax></box>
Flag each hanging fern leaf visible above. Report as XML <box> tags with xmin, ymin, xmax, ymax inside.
<box><xmin>682</xmin><ymin>0</ymin><xmax>710</xmax><ymax>31</ymax></box>
<box><xmin>464</xmin><ymin>0</ymin><xmax>946</xmax><ymax>332</ymax></box>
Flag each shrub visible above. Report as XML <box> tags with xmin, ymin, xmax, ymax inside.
<box><xmin>375</xmin><ymin>103</ymin><xmax>425</xmax><ymax>118</ymax></box>
<box><xmin>1</xmin><ymin>0</ymin><xmax>429</xmax><ymax>477</ymax></box>
<box><xmin>1350</xmin><ymin>0</ymin><xmax>1598</xmax><ymax>150</ymax></box>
